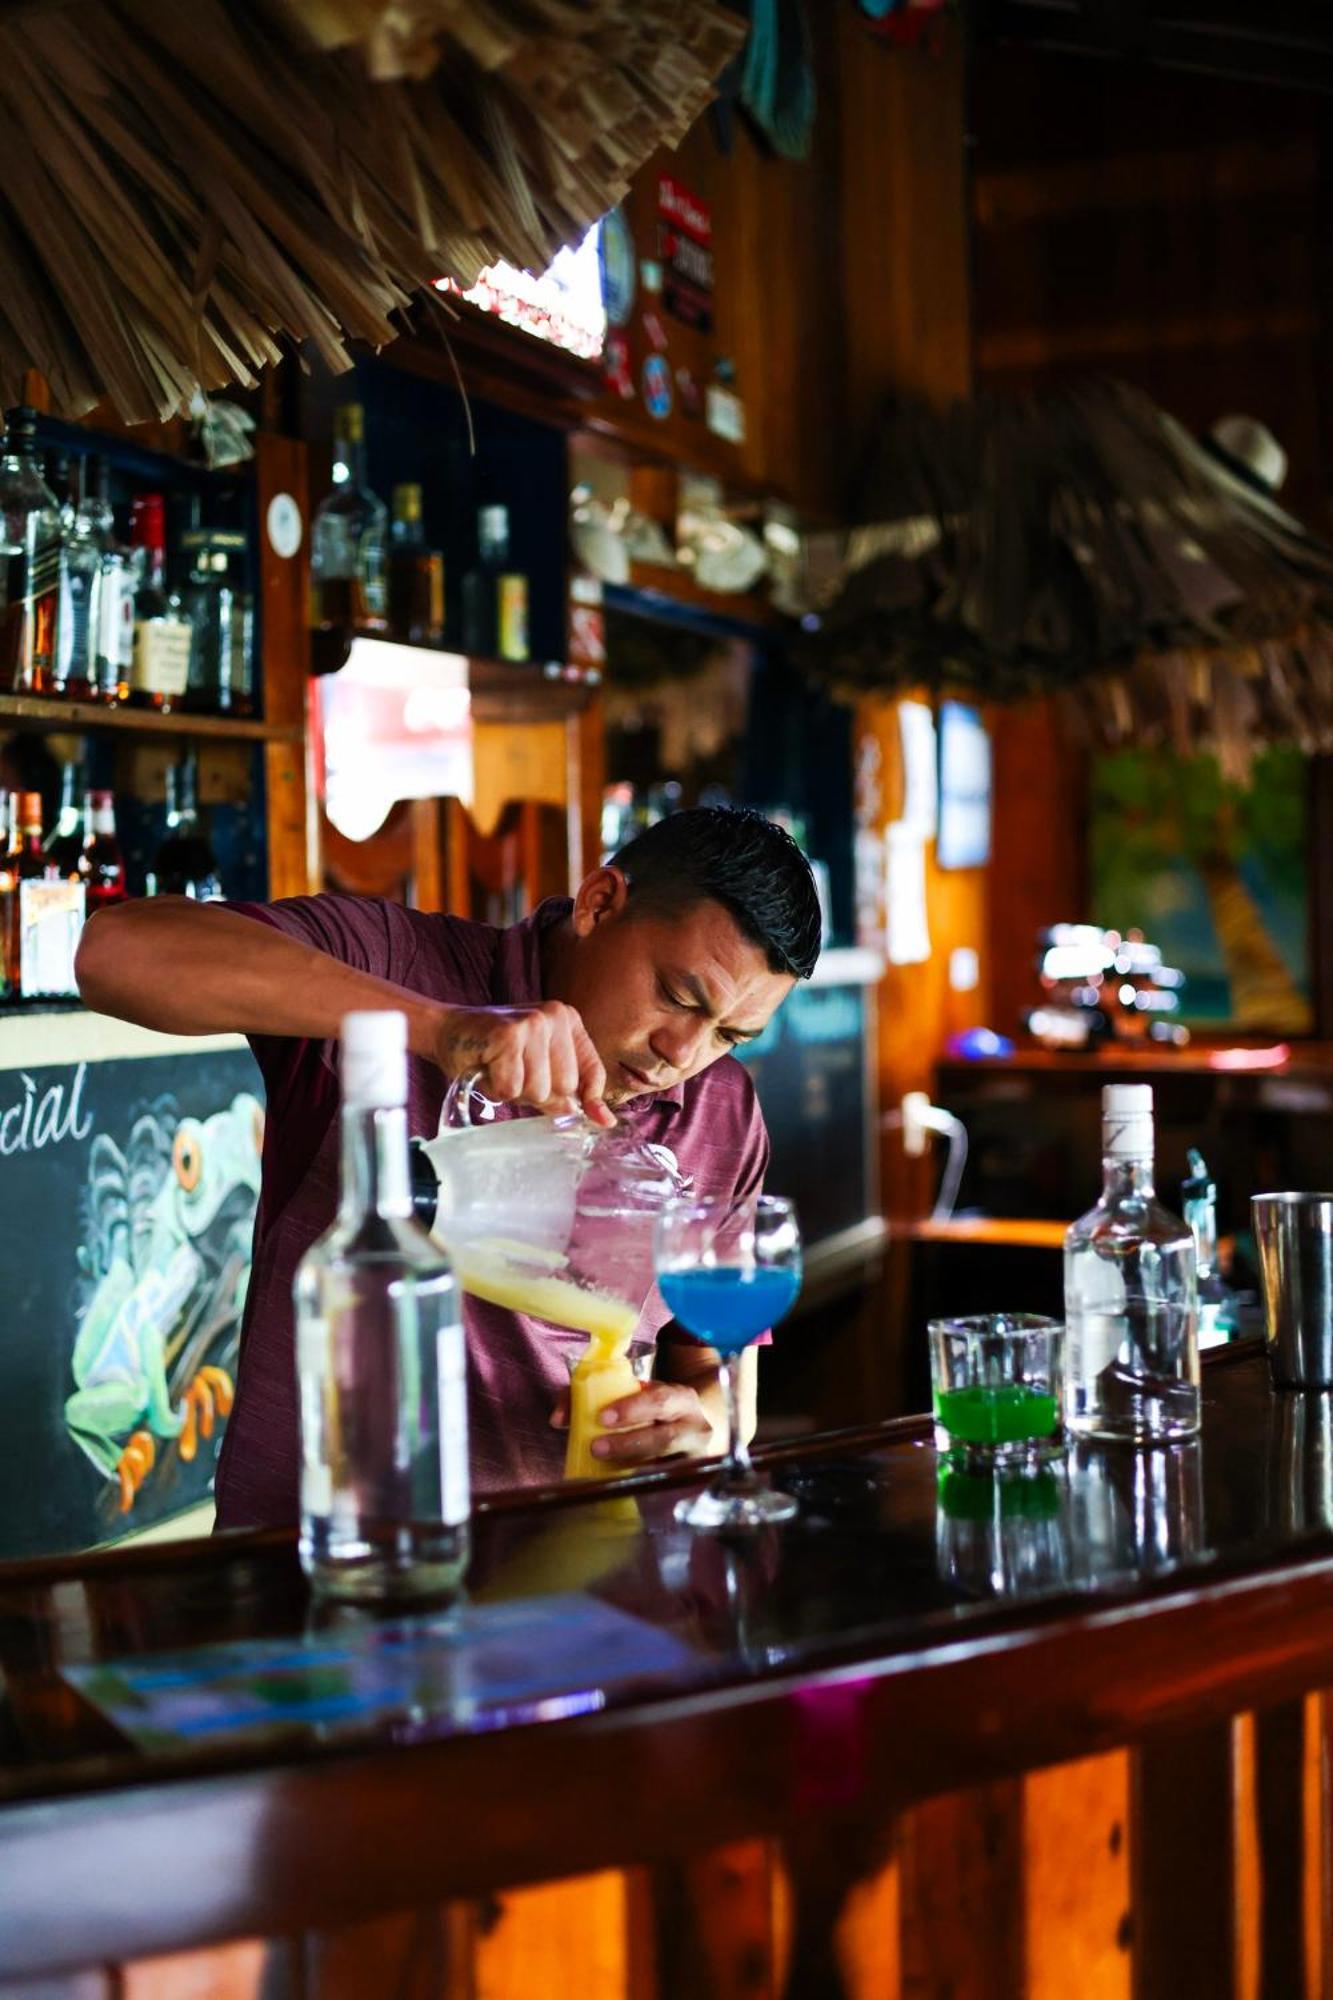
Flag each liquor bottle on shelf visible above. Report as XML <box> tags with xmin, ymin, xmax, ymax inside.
<box><xmin>81</xmin><ymin>790</ymin><xmax>127</xmax><ymax>912</ymax></box>
<box><xmin>294</xmin><ymin>1009</ymin><xmax>468</xmax><ymax>1603</ymax></box>
<box><xmin>461</xmin><ymin>504</ymin><xmax>528</xmax><ymax>662</ymax></box>
<box><xmin>44</xmin><ymin>761</ymin><xmax>87</xmax><ymax>877</ymax></box>
<box><xmin>146</xmin><ymin>751</ymin><xmax>222</xmax><ymax>901</ymax></box>
<box><xmin>182</xmin><ymin>529</ymin><xmax>254</xmax><ymax>715</ymax></box>
<box><xmin>92</xmin><ymin>465</ymin><xmax>132</xmax><ymax>704</ymax></box>
<box><xmin>8</xmin><ymin>789</ymin><xmax>83</xmax><ymax>1000</ymax></box>
<box><xmin>54</xmin><ymin>460</ymin><xmax>104</xmax><ymax>702</ymax></box>
<box><xmin>310</xmin><ymin>403</ymin><xmax>387</xmax><ymax>672</ymax></box>
<box><xmin>0</xmin><ymin>409</ymin><xmax>63</xmax><ymax>696</ymax></box>
<box><xmin>127</xmin><ymin>494</ymin><xmax>192</xmax><ymax>710</ymax></box>
<box><xmin>1064</xmin><ymin>1084</ymin><xmax>1200</xmax><ymax>1442</ymax></box>
<box><xmin>388</xmin><ymin>483</ymin><xmax>445</xmax><ymax>647</ymax></box>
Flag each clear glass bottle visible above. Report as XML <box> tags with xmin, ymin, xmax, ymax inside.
<box><xmin>295</xmin><ymin>1010</ymin><xmax>469</xmax><ymax>1603</ymax></box>
<box><xmin>181</xmin><ymin>529</ymin><xmax>254</xmax><ymax>715</ymax></box>
<box><xmin>1064</xmin><ymin>1083</ymin><xmax>1200</xmax><ymax>1441</ymax></box>
<box><xmin>44</xmin><ymin>760</ymin><xmax>86</xmax><ymax>877</ymax></box>
<box><xmin>310</xmin><ymin>403</ymin><xmax>388</xmax><ymax>642</ymax></box>
<box><xmin>1181</xmin><ymin>1148</ymin><xmax>1239</xmax><ymax>1348</ymax></box>
<box><xmin>55</xmin><ymin>459</ymin><xmax>102</xmax><ymax>701</ymax></box>
<box><xmin>92</xmin><ymin>466</ymin><xmax>133</xmax><ymax>704</ymax></box>
<box><xmin>145</xmin><ymin>751</ymin><xmax>222</xmax><ymax>901</ymax></box>
<box><xmin>0</xmin><ymin>408</ymin><xmax>63</xmax><ymax>695</ymax></box>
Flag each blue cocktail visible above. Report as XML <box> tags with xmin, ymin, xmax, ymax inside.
<box><xmin>655</xmin><ymin>1194</ymin><xmax>802</xmax><ymax>1531</ymax></box>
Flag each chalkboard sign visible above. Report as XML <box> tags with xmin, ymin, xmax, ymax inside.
<box><xmin>737</xmin><ymin>981</ymin><xmax>871</xmax><ymax>1248</ymax></box>
<box><xmin>0</xmin><ymin>1046</ymin><xmax>263</xmax><ymax>1561</ymax></box>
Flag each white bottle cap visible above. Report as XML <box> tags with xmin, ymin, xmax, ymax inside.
<box><xmin>1102</xmin><ymin>1082</ymin><xmax>1154</xmax><ymax>1159</ymax></box>
<box><xmin>342</xmin><ymin>1010</ymin><xmax>408</xmax><ymax>1110</ymax></box>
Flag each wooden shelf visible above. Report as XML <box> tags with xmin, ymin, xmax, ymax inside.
<box><xmin>0</xmin><ymin>695</ymin><xmax>300</xmax><ymax>742</ymax></box>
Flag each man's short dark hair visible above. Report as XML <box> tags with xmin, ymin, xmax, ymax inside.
<box><xmin>609</xmin><ymin>807</ymin><xmax>822</xmax><ymax>980</ymax></box>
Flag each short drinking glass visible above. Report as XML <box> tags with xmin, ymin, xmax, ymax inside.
<box><xmin>655</xmin><ymin>1194</ymin><xmax>802</xmax><ymax>1530</ymax></box>
<box><xmin>929</xmin><ymin>1313</ymin><xmax>1064</xmax><ymax>1467</ymax></box>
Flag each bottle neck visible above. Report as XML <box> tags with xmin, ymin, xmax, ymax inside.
<box><xmin>340</xmin><ymin>1102</ymin><xmax>411</xmax><ymax>1221</ymax></box>
<box><xmin>333</xmin><ymin>436</ymin><xmax>368</xmax><ymax>491</ymax></box>
<box><xmin>1102</xmin><ymin>1154</ymin><xmax>1156</xmax><ymax>1198</ymax></box>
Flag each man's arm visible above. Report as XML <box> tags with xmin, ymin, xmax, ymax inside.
<box><xmin>75</xmin><ymin>898</ymin><xmax>612</xmax><ymax>1120</ymax></box>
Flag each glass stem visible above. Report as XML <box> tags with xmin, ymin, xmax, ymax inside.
<box><xmin>721</xmin><ymin>1354</ymin><xmax>751</xmax><ymax>1481</ymax></box>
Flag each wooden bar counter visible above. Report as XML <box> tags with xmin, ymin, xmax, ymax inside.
<box><xmin>4</xmin><ymin>1342</ymin><xmax>1333</xmax><ymax>1997</ymax></box>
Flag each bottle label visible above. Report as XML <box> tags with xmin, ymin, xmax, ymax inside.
<box><xmin>131</xmin><ymin>616</ymin><xmax>192</xmax><ymax>696</ymax></box>
<box><xmin>98</xmin><ymin>563</ymin><xmax>126</xmax><ymax>669</ymax></box>
<box><xmin>19</xmin><ymin>878</ymin><xmax>85</xmax><ymax>997</ymax></box>
<box><xmin>436</xmin><ymin>1324</ymin><xmax>470</xmax><ymax>1527</ymax></box>
<box><xmin>497</xmin><ymin>574</ymin><xmax>529</xmax><ymax>662</ymax></box>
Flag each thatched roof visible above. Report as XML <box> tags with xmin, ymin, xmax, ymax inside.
<box><xmin>0</xmin><ymin>0</ymin><xmax>743</xmax><ymax>420</ymax></box>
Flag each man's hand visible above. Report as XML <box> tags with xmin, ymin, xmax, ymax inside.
<box><xmin>549</xmin><ymin>1381</ymin><xmax>720</xmax><ymax>1466</ymax></box>
<box><xmin>432</xmin><ymin>1000</ymin><xmax>614</xmax><ymax>1127</ymax></box>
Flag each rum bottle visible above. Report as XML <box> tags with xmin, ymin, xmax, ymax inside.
<box><xmin>1064</xmin><ymin>1084</ymin><xmax>1200</xmax><ymax>1441</ymax></box>
<box><xmin>294</xmin><ymin>1010</ymin><xmax>469</xmax><ymax>1602</ymax></box>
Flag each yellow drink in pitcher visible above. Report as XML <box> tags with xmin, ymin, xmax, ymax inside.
<box><xmin>565</xmin><ymin>1328</ymin><xmax>644</xmax><ymax>1481</ymax></box>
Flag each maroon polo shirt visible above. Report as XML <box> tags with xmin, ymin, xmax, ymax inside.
<box><xmin>214</xmin><ymin>894</ymin><xmax>770</xmax><ymax>1529</ymax></box>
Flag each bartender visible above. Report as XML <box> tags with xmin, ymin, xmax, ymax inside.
<box><xmin>75</xmin><ymin>807</ymin><xmax>822</xmax><ymax>1527</ymax></box>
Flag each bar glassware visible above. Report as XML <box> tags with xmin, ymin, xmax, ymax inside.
<box><xmin>655</xmin><ymin>1194</ymin><xmax>802</xmax><ymax>1531</ymax></box>
<box><xmin>928</xmin><ymin>1313</ymin><xmax>1064</xmax><ymax>1467</ymax></box>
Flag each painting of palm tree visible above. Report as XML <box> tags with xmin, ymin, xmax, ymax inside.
<box><xmin>1090</xmin><ymin>747</ymin><xmax>1310</xmax><ymax>1033</ymax></box>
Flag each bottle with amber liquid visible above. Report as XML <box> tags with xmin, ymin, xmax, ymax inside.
<box><xmin>81</xmin><ymin>790</ymin><xmax>127</xmax><ymax>912</ymax></box>
<box><xmin>388</xmin><ymin>484</ymin><xmax>444</xmax><ymax>646</ymax></box>
<box><xmin>310</xmin><ymin>404</ymin><xmax>387</xmax><ymax>673</ymax></box>
<box><xmin>0</xmin><ymin>409</ymin><xmax>63</xmax><ymax>695</ymax></box>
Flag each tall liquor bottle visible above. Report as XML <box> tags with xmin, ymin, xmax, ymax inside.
<box><xmin>127</xmin><ymin>493</ymin><xmax>192</xmax><ymax>709</ymax></box>
<box><xmin>294</xmin><ymin>1010</ymin><xmax>468</xmax><ymax>1602</ymax></box>
<box><xmin>8</xmin><ymin>790</ymin><xmax>83</xmax><ymax>1000</ymax></box>
<box><xmin>182</xmin><ymin>529</ymin><xmax>254</xmax><ymax>715</ymax></box>
<box><xmin>310</xmin><ymin>404</ymin><xmax>387</xmax><ymax>669</ymax></box>
<box><xmin>461</xmin><ymin>504</ymin><xmax>528</xmax><ymax>662</ymax></box>
<box><xmin>52</xmin><ymin>460</ymin><xmax>102</xmax><ymax>702</ymax></box>
<box><xmin>388</xmin><ymin>483</ymin><xmax>444</xmax><ymax>646</ymax></box>
<box><xmin>146</xmin><ymin>752</ymin><xmax>222</xmax><ymax>901</ymax></box>
<box><xmin>0</xmin><ymin>409</ymin><xmax>63</xmax><ymax>695</ymax></box>
<box><xmin>44</xmin><ymin>762</ymin><xmax>86</xmax><ymax>877</ymax></box>
<box><xmin>1064</xmin><ymin>1084</ymin><xmax>1200</xmax><ymax>1441</ymax></box>
<box><xmin>81</xmin><ymin>790</ymin><xmax>127</xmax><ymax>911</ymax></box>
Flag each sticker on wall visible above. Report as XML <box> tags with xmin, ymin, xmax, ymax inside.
<box><xmin>657</xmin><ymin>173</ymin><xmax>714</xmax><ymax>332</ymax></box>
<box><xmin>706</xmin><ymin>383</ymin><xmax>745</xmax><ymax>443</ymax></box>
<box><xmin>642</xmin><ymin>353</ymin><xmax>674</xmax><ymax>421</ymax></box>
<box><xmin>642</xmin><ymin>310</ymin><xmax>668</xmax><ymax>353</ymax></box>
<box><xmin>676</xmin><ymin>368</ymin><xmax>703</xmax><ymax>418</ymax></box>
<box><xmin>603</xmin><ymin>331</ymin><xmax>634</xmax><ymax>400</ymax></box>
<box><xmin>599</xmin><ymin>205</ymin><xmax>637</xmax><ymax>328</ymax></box>
<box><xmin>937</xmin><ymin>702</ymin><xmax>992</xmax><ymax>869</ymax></box>
<box><xmin>640</xmin><ymin>257</ymin><xmax>663</xmax><ymax>295</ymax></box>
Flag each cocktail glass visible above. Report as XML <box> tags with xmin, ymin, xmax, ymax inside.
<box><xmin>655</xmin><ymin>1194</ymin><xmax>802</xmax><ymax>1531</ymax></box>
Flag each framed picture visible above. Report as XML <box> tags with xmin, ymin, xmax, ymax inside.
<box><xmin>1089</xmin><ymin>746</ymin><xmax>1311</xmax><ymax>1033</ymax></box>
<box><xmin>937</xmin><ymin>701</ymin><xmax>992</xmax><ymax>870</ymax></box>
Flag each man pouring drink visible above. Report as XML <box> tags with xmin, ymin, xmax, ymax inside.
<box><xmin>75</xmin><ymin>807</ymin><xmax>822</xmax><ymax>1525</ymax></box>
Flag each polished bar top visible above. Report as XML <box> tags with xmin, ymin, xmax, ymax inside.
<box><xmin>6</xmin><ymin>1341</ymin><xmax>1333</xmax><ymax>1973</ymax></box>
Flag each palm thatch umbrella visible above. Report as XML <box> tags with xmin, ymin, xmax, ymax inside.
<box><xmin>0</xmin><ymin>0</ymin><xmax>743</xmax><ymax>422</ymax></box>
<box><xmin>803</xmin><ymin>379</ymin><xmax>1333</xmax><ymax>780</ymax></box>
